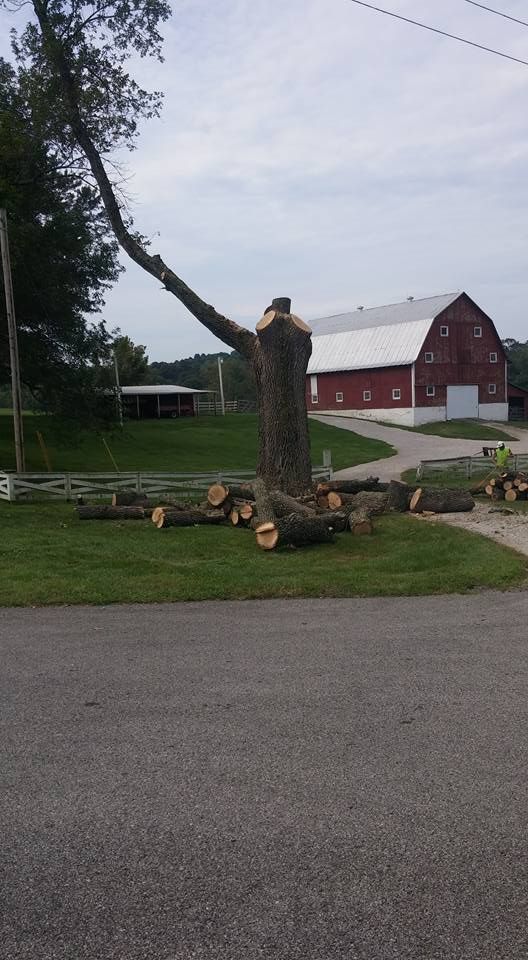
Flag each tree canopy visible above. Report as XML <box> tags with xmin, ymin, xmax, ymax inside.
<box><xmin>503</xmin><ymin>339</ymin><xmax>528</xmax><ymax>392</ymax></box>
<box><xmin>0</xmin><ymin>59</ymin><xmax>121</xmax><ymax>422</ymax></box>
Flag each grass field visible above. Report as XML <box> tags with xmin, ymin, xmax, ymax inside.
<box><xmin>0</xmin><ymin>413</ymin><xmax>394</xmax><ymax>473</ymax></box>
<box><xmin>382</xmin><ymin>419</ymin><xmax>516</xmax><ymax>441</ymax></box>
<box><xmin>1</xmin><ymin>502</ymin><xmax>525</xmax><ymax>606</ymax></box>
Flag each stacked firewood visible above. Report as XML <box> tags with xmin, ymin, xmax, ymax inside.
<box><xmin>483</xmin><ymin>471</ymin><xmax>528</xmax><ymax>502</ymax></box>
<box><xmin>74</xmin><ymin>476</ymin><xmax>475</xmax><ymax>550</ymax></box>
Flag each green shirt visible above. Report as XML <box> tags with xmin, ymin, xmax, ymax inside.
<box><xmin>496</xmin><ymin>447</ymin><xmax>510</xmax><ymax>468</ymax></box>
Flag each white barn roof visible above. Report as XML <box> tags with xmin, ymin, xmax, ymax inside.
<box><xmin>308</xmin><ymin>293</ymin><xmax>460</xmax><ymax>374</ymax></box>
<box><xmin>121</xmin><ymin>384</ymin><xmax>209</xmax><ymax>395</ymax></box>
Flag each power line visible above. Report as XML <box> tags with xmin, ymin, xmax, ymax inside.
<box><xmin>462</xmin><ymin>0</ymin><xmax>528</xmax><ymax>29</ymax></box>
<box><xmin>345</xmin><ymin>0</ymin><xmax>528</xmax><ymax>67</ymax></box>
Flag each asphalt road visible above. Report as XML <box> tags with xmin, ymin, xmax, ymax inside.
<box><xmin>2</xmin><ymin>594</ymin><xmax>528</xmax><ymax>960</ymax></box>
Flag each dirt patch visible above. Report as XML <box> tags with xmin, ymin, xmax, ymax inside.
<box><xmin>414</xmin><ymin>502</ymin><xmax>528</xmax><ymax>558</ymax></box>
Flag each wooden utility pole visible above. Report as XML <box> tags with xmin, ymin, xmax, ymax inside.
<box><xmin>0</xmin><ymin>208</ymin><xmax>25</xmax><ymax>472</ymax></box>
<box><xmin>217</xmin><ymin>356</ymin><xmax>226</xmax><ymax>416</ymax></box>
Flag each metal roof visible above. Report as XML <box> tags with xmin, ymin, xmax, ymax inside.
<box><xmin>309</xmin><ymin>292</ymin><xmax>460</xmax><ymax>337</ymax></box>
<box><xmin>308</xmin><ymin>319</ymin><xmax>434</xmax><ymax>374</ymax></box>
<box><xmin>307</xmin><ymin>293</ymin><xmax>461</xmax><ymax>374</ymax></box>
<box><xmin>121</xmin><ymin>384</ymin><xmax>210</xmax><ymax>395</ymax></box>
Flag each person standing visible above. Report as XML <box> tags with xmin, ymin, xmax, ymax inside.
<box><xmin>494</xmin><ymin>441</ymin><xmax>512</xmax><ymax>470</ymax></box>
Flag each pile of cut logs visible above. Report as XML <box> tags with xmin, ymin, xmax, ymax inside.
<box><xmin>75</xmin><ymin>476</ymin><xmax>475</xmax><ymax>550</ymax></box>
<box><xmin>483</xmin><ymin>471</ymin><xmax>528</xmax><ymax>502</ymax></box>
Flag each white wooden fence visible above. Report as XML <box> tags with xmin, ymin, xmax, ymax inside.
<box><xmin>0</xmin><ymin>464</ymin><xmax>333</xmax><ymax>502</ymax></box>
<box><xmin>417</xmin><ymin>453</ymin><xmax>528</xmax><ymax>480</ymax></box>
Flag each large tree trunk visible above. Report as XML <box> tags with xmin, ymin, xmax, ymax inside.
<box><xmin>410</xmin><ymin>488</ymin><xmax>475</xmax><ymax>513</ymax></box>
<box><xmin>253</xmin><ymin>300</ymin><xmax>313</xmax><ymax>496</ymax></box>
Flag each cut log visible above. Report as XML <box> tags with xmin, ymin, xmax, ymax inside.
<box><xmin>268</xmin><ymin>489</ymin><xmax>314</xmax><ymax>517</ymax></box>
<box><xmin>484</xmin><ymin>485</ymin><xmax>494</xmax><ymax>497</ymax></box>
<box><xmin>156</xmin><ymin>508</ymin><xmax>225</xmax><ymax>529</ymax></box>
<box><xmin>519</xmin><ymin>482</ymin><xmax>528</xmax><ymax>492</ymax></box>
<box><xmin>503</xmin><ymin>480</ymin><xmax>513</xmax><ymax>491</ymax></box>
<box><xmin>492</xmin><ymin>488</ymin><xmax>505</xmax><ymax>501</ymax></box>
<box><xmin>111</xmin><ymin>491</ymin><xmax>151</xmax><ymax>507</ymax></box>
<box><xmin>352</xmin><ymin>491</ymin><xmax>388</xmax><ymax>515</ymax></box>
<box><xmin>255</xmin><ymin>513</ymin><xmax>335</xmax><ymax>550</ymax></box>
<box><xmin>410</xmin><ymin>487</ymin><xmax>475</xmax><ymax>513</ymax></box>
<box><xmin>252</xmin><ymin>477</ymin><xmax>276</xmax><ymax>525</ymax></box>
<box><xmin>386</xmin><ymin>480</ymin><xmax>416</xmax><ymax>512</ymax></box>
<box><xmin>317</xmin><ymin>494</ymin><xmax>329</xmax><ymax>509</ymax></box>
<box><xmin>77</xmin><ymin>505</ymin><xmax>146</xmax><ymax>520</ymax></box>
<box><xmin>317</xmin><ymin>478</ymin><xmax>388</xmax><ymax>495</ymax></box>
<box><xmin>229</xmin><ymin>508</ymin><xmax>240</xmax><ymax>525</ymax></box>
<box><xmin>504</xmin><ymin>489</ymin><xmax>518</xmax><ymax>502</ymax></box>
<box><xmin>315</xmin><ymin>510</ymin><xmax>351</xmax><ymax>533</ymax></box>
<box><xmin>226</xmin><ymin>484</ymin><xmax>255</xmax><ymax>502</ymax></box>
<box><xmin>348</xmin><ymin>508</ymin><xmax>374</xmax><ymax>535</ymax></box>
<box><xmin>327</xmin><ymin>490</ymin><xmax>359</xmax><ymax>509</ymax></box>
<box><xmin>207</xmin><ymin>483</ymin><xmax>229</xmax><ymax>507</ymax></box>
<box><xmin>238</xmin><ymin>501</ymin><xmax>254</xmax><ymax>521</ymax></box>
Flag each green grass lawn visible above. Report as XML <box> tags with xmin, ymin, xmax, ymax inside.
<box><xmin>1</xmin><ymin>502</ymin><xmax>525</xmax><ymax>606</ymax></box>
<box><xmin>0</xmin><ymin>413</ymin><xmax>394</xmax><ymax>473</ymax></box>
<box><xmin>382</xmin><ymin>419</ymin><xmax>516</xmax><ymax>441</ymax></box>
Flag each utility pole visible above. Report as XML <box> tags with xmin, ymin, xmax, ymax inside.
<box><xmin>113</xmin><ymin>349</ymin><xmax>123</xmax><ymax>427</ymax></box>
<box><xmin>0</xmin><ymin>208</ymin><xmax>25</xmax><ymax>472</ymax></box>
<box><xmin>217</xmin><ymin>356</ymin><xmax>226</xmax><ymax>415</ymax></box>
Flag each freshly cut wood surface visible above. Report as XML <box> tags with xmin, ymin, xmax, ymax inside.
<box><xmin>410</xmin><ymin>488</ymin><xmax>474</xmax><ymax>514</ymax></box>
<box><xmin>256</xmin><ymin>514</ymin><xmax>335</xmax><ymax>550</ymax></box>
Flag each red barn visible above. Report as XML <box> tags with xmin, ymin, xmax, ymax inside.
<box><xmin>306</xmin><ymin>292</ymin><xmax>508</xmax><ymax>426</ymax></box>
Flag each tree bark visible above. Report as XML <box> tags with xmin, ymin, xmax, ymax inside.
<box><xmin>348</xmin><ymin>509</ymin><xmax>374</xmax><ymax>535</ymax></box>
<box><xmin>352</xmin><ymin>491</ymin><xmax>388</xmax><ymax>515</ymax></box>
<box><xmin>386</xmin><ymin>480</ymin><xmax>416</xmax><ymax>512</ymax></box>
<box><xmin>317</xmin><ymin>478</ymin><xmax>388</xmax><ymax>495</ymax></box>
<box><xmin>255</xmin><ymin>514</ymin><xmax>335</xmax><ymax>550</ymax></box>
<box><xmin>252</xmin><ymin>478</ymin><xmax>276</xmax><ymax>526</ymax></box>
<box><xmin>410</xmin><ymin>488</ymin><xmax>475</xmax><ymax>513</ymax></box>
<box><xmin>254</xmin><ymin>305</ymin><xmax>313</xmax><ymax>495</ymax></box>
<box><xmin>111</xmin><ymin>492</ymin><xmax>151</xmax><ymax>507</ymax></box>
<box><xmin>156</xmin><ymin>508</ymin><xmax>225</xmax><ymax>529</ymax></box>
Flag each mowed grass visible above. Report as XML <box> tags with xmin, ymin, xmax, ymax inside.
<box><xmin>0</xmin><ymin>413</ymin><xmax>394</xmax><ymax>473</ymax></box>
<box><xmin>1</xmin><ymin>501</ymin><xmax>525</xmax><ymax>606</ymax></box>
<box><xmin>389</xmin><ymin>419</ymin><xmax>516</xmax><ymax>441</ymax></box>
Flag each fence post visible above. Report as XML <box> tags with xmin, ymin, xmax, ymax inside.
<box><xmin>64</xmin><ymin>473</ymin><xmax>72</xmax><ymax>501</ymax></box>
<box><xmin>6</xmin><ymin>472</ymin><xmax>15</xmax><ymax>502</ymax></box>
<box><xmin>136</xmin><ymin>471</ymin><xmax>141</xmax><ymax>493</ymax></box>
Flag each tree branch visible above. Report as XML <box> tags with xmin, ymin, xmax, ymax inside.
<box><xmin>32</xmin><ymin>2</ymin><xmax>256</xmax><ymax>358</ymax></box>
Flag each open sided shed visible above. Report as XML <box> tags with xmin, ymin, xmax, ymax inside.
<box><xmin>121</xmin><ymin>385</ymin><xmax>212</xmax><ymax>419</ymax></box>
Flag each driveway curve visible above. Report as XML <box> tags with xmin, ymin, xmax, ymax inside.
<box><xmin>2</xmin><ymin>593</ymin><xmax>528</xmax><ymax>960</ymax></box>
<box><xmin>312</xmin><ymin>415</ymin><xmax>528</xmax><ymax>479</ymax></box>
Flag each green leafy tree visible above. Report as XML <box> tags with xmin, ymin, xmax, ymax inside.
<box><xmin>0</xmin><ymin>60</ymin><xmax>120</xmax><ymax>423</ymax></box>
<box><xmin>112</xmin><ymin>335</ymin><xmax>149</xmax><ymax>386</ymax></box>
<box><xmin>2</xmin><ymin>0</ymin><xmax>313</xmax><ymax>493</ymax></box>
<box><xmin>503</xmin><ymin>339</ymin><xmax>528</xmax><ymax>392</ymax></box>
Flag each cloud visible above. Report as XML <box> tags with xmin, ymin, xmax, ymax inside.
<box><xmin>2</xmin><ymin>0</ymin><xmax>528</xmax><ymax>357</ymax></box>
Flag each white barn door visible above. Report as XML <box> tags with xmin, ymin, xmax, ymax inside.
<box><xmin>446</xmin><ymin>385</ymin><xmax>478</xmax><ymax>420</ymax></box>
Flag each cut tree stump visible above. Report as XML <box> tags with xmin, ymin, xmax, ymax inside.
<box><xmin>348</xmin><ymin>508</ymin><xmax>374</xmax><ymax>535</ymax></box>
<box><xmin>410</xmin><ymin>488</ymin><xmax>474</xmax><ymax>513</ymax></box>
<box><xmin>255</xmin><ymin>513</ymin><xmax>335</xmax><ymax>550</ymax></box>
<box><xmin>327</xmin><ymin>491</ymin><xmax>357</xmax><ymax>509</ymax></box>
<box><xmin>77</xmin><ymin>505</ymin><xmax>146</xmax><ymax>520</ymax></box>
<box><xmin>386</xmin><ymin>480</ymin><xmax>416</xmax><ymax>512</ymax></box>
<box><xmin>505</xmin><ymin>489</ymin><xmax>518</xmax><ymax>502</ymax></box>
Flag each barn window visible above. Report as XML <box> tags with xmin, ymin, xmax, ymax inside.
<box><xmin>335</xmin><ymin>392</ymin><xmax>344</xmax><ymax>403</ymax></box>
<box><xmin>488</xmin><ymin>383</ymin><xmax>497</xmax><ymax>395</ymax></box>
<box><xmin>392</xmin><ymin>388</ymin><xmax>401</xmax><ymax>400</ymax></box>
<box><xmin>474</xmin><ymin>326</ymin><xmax>482</xmax><ymax>337</ymax></box>
<box><xmin>440</xmin><ymin>325</ymin><xmax>449</xmax><ymax>337</ymax></box>
<box><xmin>489</xmin><ymin>352</ymin><xmax>498</xmax><ymax>363</ymax></box>
<box><xmin>426</xmin><ymin>385</ymin><xmax>435</xmax><ymax>397</ymax></box>
<box><xmin>311</xmin><ymin>395</ymin><xmax>318</xmax><ymax>404</ymax></box>
<box><xmin>425</xmin><ymin>352</ymin><xmax>434</xmax><ymax>363</ymax></box>
<box><xmin>363</xmin><ymin>390</ymin><xmax>371</xmax><ymax>402</ymax></box>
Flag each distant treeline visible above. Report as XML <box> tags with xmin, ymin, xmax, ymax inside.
<box><xmin>148</xmin><ymin>351</ymin><xmax>256</xmax><ymax>403</ymax></box>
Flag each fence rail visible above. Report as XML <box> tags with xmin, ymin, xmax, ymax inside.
<box><xmin>0</xmin><ymin>464</ymin><xmax>332</xmax><ymax>502</ymax></box>
<box><xmin>417</xmin><ymin>453</ymin><xmax>528</xmax><ymax>480</ymax></box>
<box><xmin>196</xmin><ymin>400</ymin><xmax>257</xmax><ymax>414</ymax></box>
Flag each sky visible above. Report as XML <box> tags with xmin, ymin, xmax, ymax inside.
<box><xmin>2</xmin><ymin>0</ymin><xmax>528</xmax><ymax>360</ymax></box>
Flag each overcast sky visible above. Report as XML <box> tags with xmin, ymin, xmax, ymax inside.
<box><xmin>2</xmin><ymin>0</ymin><xmax>528</xmax><ymax>359</ymax></box>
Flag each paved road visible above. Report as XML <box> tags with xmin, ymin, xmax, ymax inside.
<box><xmin>311</xmin><ymin>415</ymin><xmax>528</xmax><ymax>479</ymax></box>
<box><xmin>3</xmin><ymin>595</ymin><xmax>528</xmax><ymax>959</ymax></box>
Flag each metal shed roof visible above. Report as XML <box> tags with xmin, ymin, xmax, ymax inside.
<box><xmin>307</xmin><ymin>293</ymin><xmax>460</xmax><ymax>374</ymax></box>
<box><xmin>121</xmin><ymin>384</ymin><xmax>210</xmax><ymax>395</ymax></box>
